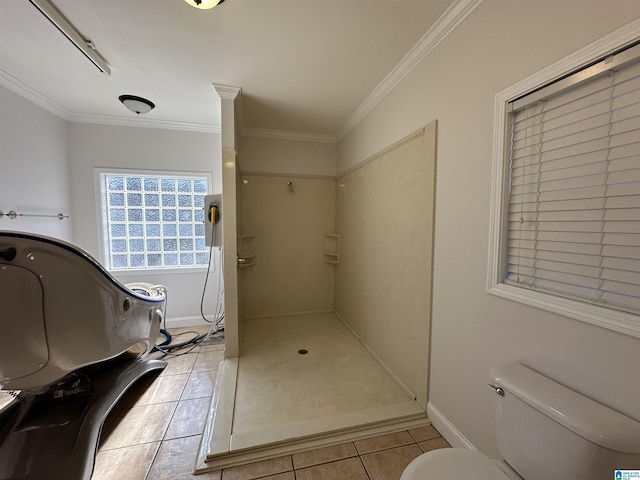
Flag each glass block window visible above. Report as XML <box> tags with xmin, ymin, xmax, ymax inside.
<box><xmin>99</xmin><ymin>171</ymin><xmax>209</xmax><ymax>270</ymax></box>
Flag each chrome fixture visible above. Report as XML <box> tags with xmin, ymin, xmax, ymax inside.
<box><xmin>488</xmin><ymin>383</ymin><xmax>504</xmax><ymax>396</ymax></box>
<box><xmin>0</xmin><ymin>210</ymin><xmax>68</xmax><ymax>220</ymax></box>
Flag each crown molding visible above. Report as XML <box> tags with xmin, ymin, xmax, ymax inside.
<box><xmin>68</xmin><ymin>112</ymin><xmax>220</xmax><ymax>133</ymax></box>
<box><xmin>213</xmin><ymin>83</ymin><xmax>242</xmax><ymax>100</ymax></box>
<box><xmin>336</xmin><ymin>0</ymin><xmax>483</xmax><ymax>140</ymax></box>
<box><xmin>0</xmin><ymin>68</ymin><xmax>220</xmax><ymax>133</ymax></box>
<box><xmin>240</xmin><ymin>127</ymin><xmax>336</xmax><ymax>144</ymax></box>
<box><xmin>2</xmin><ymin>0</ymin><xmax>482</xmax><ymax>141</ymax></box>
<box><xmin>0</xmin><ymin>69</ymin><xmax>72</xmax><ymax>120</ymax></box>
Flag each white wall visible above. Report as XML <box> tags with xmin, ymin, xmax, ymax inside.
<box><xmin>240</xmin><ymin>135</ymin><xmax>337</xmax><ymax>177</ymax></box>
<box><xmin>68</xmin><ymin>122</ymin><xmax>222</xmax><ymax>326</ymax></box>
<box><xmin>338</xmin><ymin>1</ymin><xmax>640</xmax><ymax>456</ymax></box>
<box><xmin>0</xmin><ymin>86</ymin><xmax>72</xmax><ymax>240</ymax></box>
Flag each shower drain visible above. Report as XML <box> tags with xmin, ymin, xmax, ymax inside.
<box><xmin>297</xmin><ymin>349</ymin><xmax>309</xmax><ymax>355</ymax></box>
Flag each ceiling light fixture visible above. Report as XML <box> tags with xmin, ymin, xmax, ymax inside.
<box><xmin>119</xmin><ymin>95</ymin><xmax>155</xmax><ymax>115</ymax></box>
<box><xmin>184</xmin><ymin>0</ymin><xmax>226</xmax><ymax>10</ymax></box>
<box><xmin>29</xmin><ymin>0</ymin><xmax>111</xmax><ymax>75</ymax></box>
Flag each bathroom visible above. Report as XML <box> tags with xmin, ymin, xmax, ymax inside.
<box><xmin>2</xmin><ymin>1</ymin><xmax>640</xmax><ymax>478</ymax></box>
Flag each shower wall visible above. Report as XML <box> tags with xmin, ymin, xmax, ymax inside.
<box><xmin>239</xmin><ymin>174</ymin><xmax>336</xmax><ymax>317</ymax></box>
<box><xmin>335</xmin><ymin>122</ymin><xmax>437</xmax><ymax>408</ymax></box>
<box><xmin>236</xmin><ymin>127</ymin><xmax>435</xmax><ymax>409</ymax></box>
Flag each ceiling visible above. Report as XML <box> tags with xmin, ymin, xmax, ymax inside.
<box><xmin>0</xmin><ymin>0</ymin><xmax>456</xmax><ymax>139</ymax></box>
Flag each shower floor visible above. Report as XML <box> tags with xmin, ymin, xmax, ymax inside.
<box><xmin>200</xmin><ymin>312</ymin><xmax>428</xmax><ymax>470</ymax></box>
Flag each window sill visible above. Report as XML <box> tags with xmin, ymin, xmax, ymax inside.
<box><xmin>110</xmin><ymin>267</ymin><xmax>211</xmax><ymax>277</ymax></box>
<box><xmin>487</xmin><ymin>282</ymin><xmax>640</xmax><ymax>339</ymax></box>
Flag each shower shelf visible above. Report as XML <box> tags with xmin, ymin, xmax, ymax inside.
<box><xmin>238</xmin><ymin>234</ymin><xmax>256</xmax><ymax>268</ymax></box>
<box><xmin>323</xmin><ymin>234</ymin><xmax>339</xmax><ymax>264</ymax></box>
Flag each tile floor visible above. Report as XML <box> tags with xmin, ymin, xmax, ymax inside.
<box><xmin>92</xmin><ymin>325</ymin><xmax>450</xmax><ymax>479</ymax></box>
<box><xmin>0</xmin><ymin>325</ymin><xmax>450</xmax><ymax>480</ymax></box>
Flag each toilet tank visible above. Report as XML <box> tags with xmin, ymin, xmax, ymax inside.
<box><xmin>492</xmin><ymin>363</ymin><xmax>640</xmax><ymax>480</ymax></box>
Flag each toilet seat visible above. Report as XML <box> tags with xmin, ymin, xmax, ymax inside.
<box><xmin>401</xmin><ymin>448</ymin><xmax>520</xmax><ymax>480</ymax></box>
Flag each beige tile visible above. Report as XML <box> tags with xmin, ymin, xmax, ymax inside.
<box><xmin>361</xmin><ymin>444</ymin><xmax>423</xmax><ymax>480</ymax></box>
<box><xmin>292</xmin><ymin>442</ymin><xmax>358</xmax><ymax>469</ymax></box>
<box><xmin>169</xmin><ymin>473</ymin><xmax>222</xmax><ymax>480</ymax></box>
<box><xmin>109</xmin><ymin>371</ymin><xmax>167</xmax><ymax>411</ymax></box>
<box><xmin>169</xmin><ymin>472</ymin><xmax>223</xmax><ymax>480</ymax></box>
<box><xmin>295</xmin><ymin>457</ymin><xmax>368</xmax><ymax>480</ymax></box>
<box><xmin>259</xmin><ymin>473</ymin><xmax>295</xmax><ymax>480</ymax></box>
<box><xmin>418</xmin><ymin>437</ymin><xmax>450</xmax><ymax>452</ymax></box>
<box><xmin>200</xmin><ymin>343</ymin><xmax>225</xmax><ymax>352</ymax></box>
<box><xmin>354</xmin><ymin>431</ymin><xmax>415</xmax><ymax>454</ymax></box>
<box><xmin>408</xmin><ymin>425</ymin><xmax>441</xmax><ymax>443</ymax></box>
<box><xmin>99</xmin><ymin>402</ymin><xmax>177</xmax><ymax>450</ymax></box>
<box><xmin>193</xmin><ymin>349</ymin><xmax>225</xmax><ymax>372</ymax></box>
<box><xmin>170</xmin><ymin>326</ymin><xmax>211</xmax><ymax>336</ymax></box>
<box><xmin>147</xmin><ymin>434</ymin><xmax>203</xmax><ymax>480</ymax></box>
<box><xmin>159</xmin><ymin>329</ymin><xmax>205</xmax><ymax>353</ymax></box>
<box><xmin>160</xmin><ymin>352</ymin><xmax>199</xmax><ymax>376</ymax></box>
<box><xmin>92</xmin><ymin>442</ymin><xmax>159</xmax><ymax>480</ymax></box>
<box><xmin>221</xmin><ymin>455</ymin><xmax>292</xmax><ymax>480</ymax></box>
<box><xmin>165</xmin><ymin>397</ymin><xmax>211</xmax><ymax>439</ymax></box>
<box><xmin>181</xmin><ymin>369</ymin><xmax>217</xmax><ymax>400</ymax></box>
<box><xmin>128</xmin><ymin>373</ymin><xmax>188</xmax><ymax>406</ymax></box>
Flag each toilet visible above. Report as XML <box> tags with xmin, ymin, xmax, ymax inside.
<box><xmin>401</xmin><ymin>362</ymin><xmax>640</xmax><ymax>480</ymax></box>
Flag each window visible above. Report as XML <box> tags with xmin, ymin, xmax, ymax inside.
<box><xmin>97</xmin><ymin>170</ymin><xmax>210</xmax><ymax>271</ymax></box>
<box><xmin>489</xmin><ymin>32</ymin><xmax>640</xmax><ymax>338</ymax></box>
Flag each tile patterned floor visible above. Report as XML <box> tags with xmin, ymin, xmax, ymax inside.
<box><xmin>88</xmin><ymin>326</ymin><xmax>450</xmax><ymax>480</ymax></box>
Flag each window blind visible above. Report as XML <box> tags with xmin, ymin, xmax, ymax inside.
<box><xmin>506</xmin><ymin>48</ymin><xmax>640</xmax><ymax>315</ymax></box>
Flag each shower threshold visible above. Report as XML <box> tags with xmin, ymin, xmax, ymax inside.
<box><xmin>195</xmin><ymin>312</ymin><xmax>428</xmax><ymax>472</ymax></box>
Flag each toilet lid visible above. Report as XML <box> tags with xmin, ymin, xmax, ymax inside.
<box><xmin>401</xmin><ymin>448</ymin><xmax>514</xmax><ymax>480</ymax></box>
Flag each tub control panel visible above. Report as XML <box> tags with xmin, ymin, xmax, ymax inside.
<box><xmin>204</xmin><ymin>193</ymin><xmax>222</xmax><ymax>247</ymax></box>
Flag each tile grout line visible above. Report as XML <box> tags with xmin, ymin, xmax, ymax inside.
<box><xmin>142</xmin><ymin>442</ymin><xmax>163</xmax><ymax>480</ymax></box>
<box><xmin>146</xmin><ymin>339</ymin><xmax>220</xmax><ymax>478</ymax></box>
<box><xmin>100</xmin><ymin>323</ymin><xmax>449</xmax><ymax>480</ymax></box>
<box><xmin>357</xmin><ymin>453</ymin><xmax>373</xmax><ymax>480</ymax></box>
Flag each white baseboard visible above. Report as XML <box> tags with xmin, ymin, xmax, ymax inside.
<box><xmin>164</xmin><ymin>315</ymin><xmax>217</xmax><ymax>329</ymax></box>
<box><xmin>243</xmin><ymin>309</ymin><xmax>334</xmax><ymax>320</ymax></box>
<box><xmin>426</xmin><ymin>401</ymin><xmax>476</xmax><ymax>450</ymax></box>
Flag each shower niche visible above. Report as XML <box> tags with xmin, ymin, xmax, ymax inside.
<box><xmin>323</xmin><ymin>233</ymin><xmax>339</xmax><ymax>264</ymax></box>
<box><xmin>237</xmin><ymin>234</ymin><xmax>256</xmax><ymax>268</ymax></box>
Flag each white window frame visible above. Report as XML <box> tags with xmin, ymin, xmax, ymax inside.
<box><xmin>487</xmin><ymin>20</ymin><xmax>640</xmax><ymax>339</ymax></box>
<box><xmin>95</xmin><ymin>167</ymin><xmax>213</xmax><ymax>273</ymax></box>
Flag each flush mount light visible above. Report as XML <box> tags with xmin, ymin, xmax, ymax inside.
<box><xmin>184</xmin><ymin>0</ymin><xmax>226</xmax><ymax>9</ymax></box>
<box><xmin>119</xmin><ymin>95</ymin><xmax>155</xmax><ymax>115</ymax></box>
